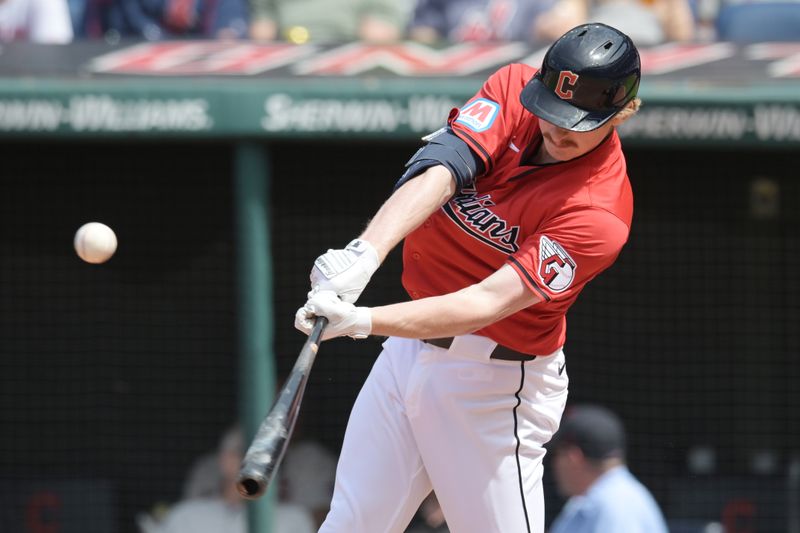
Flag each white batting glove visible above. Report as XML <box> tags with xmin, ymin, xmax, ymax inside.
<box><xmin>310</xmin><ymin>239</ymin><xmax>379</xmax><ymax>304</ymax></box>
<box><xmin>294</xmin><ymin>290</ymin><xmax>372</xmax><ymax>341</ymax></box>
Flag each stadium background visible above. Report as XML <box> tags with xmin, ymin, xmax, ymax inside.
<box><xmin>1</xmin><ymin>40</ymin><xmax>799</xmax><ymax>532</ymax></box>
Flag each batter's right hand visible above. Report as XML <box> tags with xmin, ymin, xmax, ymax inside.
<box><xmin>310</xmin><ymin>239</ymin><xmax>379</xmax><ymax>304</ymax></box>
<box><xmin>294</xmin><ymin>290</ymin><xmax>372</xmax><ymax>340</ymax></box>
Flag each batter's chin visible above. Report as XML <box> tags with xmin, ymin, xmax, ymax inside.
<box><xmin>544</xmin><ymin>144</ymin><xmax>578</xmax><ymax>162</ymax></box>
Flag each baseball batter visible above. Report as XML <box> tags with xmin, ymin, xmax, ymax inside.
<box><xmin>295</xmin><ymin>23</ymin><xmax>642</xmax><ymax>533</ymax></box>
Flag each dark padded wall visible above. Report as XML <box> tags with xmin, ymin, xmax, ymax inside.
<box><xmin>0</xmin><ymin>141</ymin><xmax>237</xmax><ymax>532</ymax></box>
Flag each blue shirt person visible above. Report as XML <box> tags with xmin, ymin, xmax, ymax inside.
<box><xmin>547</xmin><ymin>405</ymin><xmax>668</xmax><ymax>533</ymax></box>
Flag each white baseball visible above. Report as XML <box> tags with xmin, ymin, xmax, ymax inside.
<box><xmin>74</xmin><ymin>222</ymin><xmax>118</xmax><ymax>264</ymax></box>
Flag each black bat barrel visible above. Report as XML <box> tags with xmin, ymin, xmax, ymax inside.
<box><xmin>236</xmin><ymin>317</ymin><xmax>327</xmax><ymax>499</ymax></box>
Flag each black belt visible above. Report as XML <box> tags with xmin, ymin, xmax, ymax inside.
<box><xmin>423</xmin><ymin>337</ymin><xmax>536</xmax><ymax>362</ymax></box>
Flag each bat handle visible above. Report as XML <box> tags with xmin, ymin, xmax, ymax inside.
<box><xmin>310</xmin><ymin>315</ymin><xmax>328</xmax><ymax>342</ymax></box>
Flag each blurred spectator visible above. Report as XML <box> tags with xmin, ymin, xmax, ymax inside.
<box><xmin>248</xmin><ymin>0</ymin><xmax>412</xmax><ymax>43</ymax></box>
<box><xmin>533</xmin><ymin>0</ymin><xmax>695</xmax><ymax>45</ymax></box>
<box><xmin>137</xmin><ymin>425</ymin><xmax>315</xmax><ymax>533</ymax></box>
<box><xmin>547</xmin><ymin>404</ymin><xmax>669</xmax><ymax>533</ymax></box>
<box><xmin>0</xmin><ymin>0</ymin><xmax>73</xmax><ymax>43</ymax></box>
<box><xmin>407</xmin><ymin>0</ymin><xmax>558</xmax><ymax>44</ymax></box>
<box><xmin>66</xmin><ymin>0</ymin><xmax>87</xmax><ymax>38</ymax></box>
<box><xmin>181</xmin><ymin>451</ymin><xmax>223</xmax><ymax>500</ymax></box>
<box><xmin>279</xmin><ymin>438</ymin><xmax>337</xmax><ymax>528</ymax></box>
<box><xmin>713</xmin><ymin>0</ymin><xmax>800</xmax><ymax>42</ymax></box>
<box><xmin>85</xmin><ymin>0</ymin><xmax>249</xmax><ymax>40</ymax></box>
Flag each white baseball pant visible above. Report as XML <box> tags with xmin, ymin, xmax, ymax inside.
<box><xmin>319</xmin><ymin>334</ymin><xmax>569</xmax><ymax>533</ymax></box>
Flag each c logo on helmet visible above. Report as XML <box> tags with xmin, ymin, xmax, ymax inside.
<box><xmin>555</xmin><ymin>70</ymin><xmax>579</xmax><ymax>100</ymax></box>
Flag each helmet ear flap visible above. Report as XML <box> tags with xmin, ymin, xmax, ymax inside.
<box><xmin>608</xmin><ymin>75</ymin><xmax>640</xmax><ymax>108</ymax></box>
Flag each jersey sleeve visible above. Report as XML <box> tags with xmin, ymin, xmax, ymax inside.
<box><xmin>447</xmin><ymin>64</ymin><xmax>526</xmax><ymax>180</ymax></box>
<box><xmin>507</xmin><ymin>209</ymin><xmax>630</xmax><ymax>303</ymax></box>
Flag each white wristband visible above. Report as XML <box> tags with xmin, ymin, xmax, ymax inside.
<box><xmin>350</xmin><ymin>307</ymin><xmax>373</xmax><ymax>339</ymax></box>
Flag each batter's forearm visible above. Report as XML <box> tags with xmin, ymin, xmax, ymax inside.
<box><xmin>360</xmin><ymin>165</ymin><xmax>455</xmax><ymax>263</ymax></box>
<box><xmin>369</xmin><ymin>265</ymin><xmax>542</xmax><ymax>338</ymax></box>
<box><xmin>370</xmin><ymin>292</ymin><xmax>495</xmax><ymax>339</ymax></box>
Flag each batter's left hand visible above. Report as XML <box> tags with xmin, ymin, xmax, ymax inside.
<box><xmin>310</xmin><ymin>239</ymin><xmax>379</xmax><ymax>304</ymax></box>
<box><xmin>295</xmin><ymin>290</ymin><xmax>372</xmax><ymax>341</ymax></box>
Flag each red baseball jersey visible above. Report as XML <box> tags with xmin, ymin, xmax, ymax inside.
<box><xmin>402</xmin><ymin>63</ymin><xmax>633</xmax><ymax>355</ymax></box>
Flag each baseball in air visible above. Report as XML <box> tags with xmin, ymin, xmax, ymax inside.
<box><xmin>74</xmin><ymin>222</ymin><xmax>118</xmax><ymax>264</ymax></box>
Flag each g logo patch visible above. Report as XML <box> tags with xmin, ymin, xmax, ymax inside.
<box><xmin>538</xmin><ymin>236</ymin><xmax>576</xmax><ymax>292</ymax></box>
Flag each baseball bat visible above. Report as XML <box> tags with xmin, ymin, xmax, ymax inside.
<box><xmin>236</xmin><ymin>316</ymin><xmax>328</xmax><ymax>499</ymax></box>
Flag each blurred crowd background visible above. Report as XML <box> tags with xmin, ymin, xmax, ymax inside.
<box><xmin>3</xmin><ymin>0</ymin><xmax>800</xmax><ymax>46</ymax></box>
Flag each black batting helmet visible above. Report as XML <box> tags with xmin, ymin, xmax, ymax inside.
<box><xmin>520</xmin><ymin>23</ymin><xmax>640</xmax><ymax>132</ymax></box>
